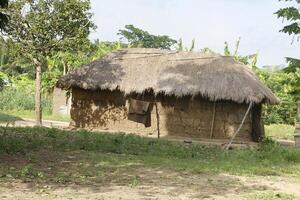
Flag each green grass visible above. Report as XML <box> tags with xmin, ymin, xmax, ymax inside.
<box><xmin>0</xmin><ymin>127</ymin><xmax>299</xmax><ymax>177</ymax></box>
<box><xmin>265</xmin><ymin>124</ymin><xmax>295</xmax><ymax>140</ymax></box>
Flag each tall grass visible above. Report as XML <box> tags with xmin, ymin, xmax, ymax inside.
<box><xmin>0</xmin><ymin>87</ymin><xmax>52</xmax><ymax>115</ymax></box>
<box><xmin>265</xmin><ymin>124</ymin><xmax>295</xmax><ymax>140</ymax></box>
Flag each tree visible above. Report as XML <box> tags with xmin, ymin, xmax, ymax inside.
<box><xmin>0</xmin><ymin>0</ymin><xmax>8</xmax><ymax>29</ymax></box>
<box><xmin>284</xmin><ymin>58</ymin><xmax>300</xmax><ymax>100</ymax></box>
<box><xmin>275</xmin><ymin>0</ymin><xmax>300</xmax><ymax>42</ymax></box>
<box><xmin>1</xmin><ymin>0</ymin><xmax>95</xmax><ymax>125</ymax></box>
<box><xmin>118</xmin><ymin>25</ymin><xmax>177</xmax><ymax>49</ymax></box>
<box><xmin>42</xmin><ymin>41</ymin><xmax>124</xmax><ymax>93</ymax></box>
<box><xmin>284</xmin><ymin>57</ymin><xmax>300</xmax><ymax>72</ymax></box>
<box><xmin>275</xmin><ymin>0</ymin><xmax>300</xmax><ymax>109</ymax></box>
<box><xmin>256</xmin><ymin>68</ymin><xmax>299</xmax><ymax>124</ymax></box>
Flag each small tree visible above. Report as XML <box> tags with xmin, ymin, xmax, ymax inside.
<box><xmin>118</xmin><ymin>25</ymin><xmax>177</xmax><ymax>50</ymax></box>
<box><xmin>275</xmin><ymin>0</ymin><xmax>300</xmax><ymax>42</ymax></box>
<box><xmin>275</xmin><ymin>0</ymin><xmax>300</xmax><ymax>103</ymax></box>
<box><xmin>1</xmin><ymin>0</ymin><xmax>95</xmax><ymax>125</ymax></box>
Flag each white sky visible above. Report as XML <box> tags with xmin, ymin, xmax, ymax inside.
<box><xmin>90</xmin><ymin>0</ymin><xmax>299</xmax><ymax>66</ymax></box>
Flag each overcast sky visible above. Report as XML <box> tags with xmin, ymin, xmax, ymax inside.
<box><xmin>90</xmin><ymin>0</ymin><xmax>299</xmax><ymax>66</ymax></box>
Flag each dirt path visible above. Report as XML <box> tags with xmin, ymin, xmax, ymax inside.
<box><xmin>0</xmin><ymin>118</ymin><xmax>69</xmax><ymax>129</ymax></box>
<box><xmin>0</xmin><ymin>170</ymin><xmax>299</xmax><ymax>200</ymax></box>
<box><xmin>0</xmin><ymin>149</ymin><xmax>299</xmax><ymax>200</ymax></box>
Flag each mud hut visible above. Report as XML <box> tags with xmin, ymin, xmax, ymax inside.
<box><xmin>57</xmin><ymin>48</ymin><xmax>279</xmax><ymax>142</ymax></box>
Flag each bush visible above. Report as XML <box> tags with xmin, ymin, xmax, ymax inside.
<box><xmin>255</xmin><ymin>69</ymin><xmax>299</xmax><ymax>125</ymax></box>
<box><xmin>0</xmin><ymin>86</ymin><xmax>52</xmax><ymax>114</ymax></box>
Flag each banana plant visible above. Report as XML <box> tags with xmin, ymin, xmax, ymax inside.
<box><xmin>92</xmin><ymin>41</ymin><xmax>123</xmax><ymax>60</ymax></box>
<box><xmin>224</xmin><ymin>38</ymin><xmax>258</xmax><ymax>69</ymax></box>
<box><xmin>176</xmin><ymin>38</ymin><xmax>196</xmax><ymax>52</ymax></box>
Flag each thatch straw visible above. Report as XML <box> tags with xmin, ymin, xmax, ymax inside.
<box><xmin>57</xmin><ymin>48</ymin><xmax>279</xmax><ymax>104</ymax></box>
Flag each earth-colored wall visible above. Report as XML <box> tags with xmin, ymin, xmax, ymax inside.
<box><xmin>70</xmin><ymin>88</ymin><xmax>253</xmax><ymax>141</ymax></box>
<box><xmin>52</xmin><ymin>87</ymin><xmax>71</xmax><ymax>116</ymax></box>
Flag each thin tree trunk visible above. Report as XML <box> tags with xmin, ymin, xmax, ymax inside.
<box><xmin>35</xmin><ymin>62</ymin><xmax>42</xmax><ymax>126</ymax></box>
<box><xmin>63</xmin><ymin>60</ymin><xmax>67</xmax><ymax>75</ymax></box>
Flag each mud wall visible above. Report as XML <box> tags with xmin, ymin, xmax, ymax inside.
<box><xmin>52</xmin><ymin>87</ymin><xmax>71</xmax><ymax>116</ymax></box>
<box><xmin>71</xmin><ymin>88</ymin><xmax>253</xmax><ymax>141</ymax></box>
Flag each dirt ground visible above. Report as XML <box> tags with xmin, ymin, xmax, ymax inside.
<box><xmin>0</xmin><ymin>135</ymin><xmax>299</xmax><ymax>200</ymax></box>
<box><xmin>0</xmin><ymin>168</ymin><xmax>299</xmax><ymax>200</ymax></box>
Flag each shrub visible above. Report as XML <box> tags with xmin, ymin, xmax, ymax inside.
<box><xmin>0</xmin><ymin>86</ymin><xmax>52</xmax><ymax>114</ymax></box>
<box><xmin>255</xmin><ymin>69</ymin><xmax>299</xmax><ymax>125</ymax></box>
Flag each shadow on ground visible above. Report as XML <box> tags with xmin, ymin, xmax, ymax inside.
<box><xmin>0</xmin><ymin>150</ymin><xmax>279</xmax><ymax>200</ymax></box>
<box><xmin>0</xmin><ymin>112</ymin><xmax>23</xmax><ymax>123</ymax></box>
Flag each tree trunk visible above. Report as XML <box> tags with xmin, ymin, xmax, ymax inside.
<box><xmin>35</xmin><ymin>62</ymin><xmax>42</xmax><ymax>126</ymax></box>
<box><xmin>63</xmin><ymin>60</ymin><xmax>67</xmax><ymax>75</ymax></box>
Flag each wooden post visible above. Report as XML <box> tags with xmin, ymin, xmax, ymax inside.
<box><xmin>155</xmin><ymin>102</ymin><xmax>160</xmax><ymax>139</ymax></box>
<box><xmin>210</xmin><ymin>101</ymin><xmax>216</xmax><ymax>139</ymax></box>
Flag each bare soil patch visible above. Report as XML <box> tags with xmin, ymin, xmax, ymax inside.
<box><xmin>0</xmin><ymin>151</ymin><xmax>299</xmax><ymax>200</ymax></box>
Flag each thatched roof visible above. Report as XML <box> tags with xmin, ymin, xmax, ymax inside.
<box><xmin>57</xmin><ymin>48</ymin><xmax>279</xmax><ymax>104</ymax></box>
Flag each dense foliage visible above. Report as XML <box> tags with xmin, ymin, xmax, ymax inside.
<box><xmin>256</xmin><ymin>68</ymin><xmax>300</xmax><ymax>124</ymax></box>
<box><xmin>272</xmin><ymin>0</ymin><xmax>300</xmax><ymax>124</ymax></box>
<box><xmin>0</xmin><ymin>0</ymin><xmax>8</xmax><ymax>29</ymax></box>
<box><xmin>0</xmin><ymin>38</ymin><xmax>124</xmax><ymax>115</ymax></box>
<box><xmin>0</xmin><ymin>76</ymin><xmax>52</xmax><ymax>114</ymax></box>
<box><xmin>1</xmin><ymin>0</ymin><xmax>95</xmax><ymax>125</ymax></box>
<box><xmin>223</xmin><ymin>39</ymin><xmax>299</xmax><ymax>124</ymax></box>
<box><xmin>43</xmin><ymin>41</ymin><xmax>123</xmax><ymax>92</ymax></box>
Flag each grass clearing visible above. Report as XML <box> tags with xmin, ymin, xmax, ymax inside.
<box><xmin>1</xmin><ymin>150</ymin><xmax>299</xmax><ymax>199</ymax></box>
<box><xmin>265</xmin><ymin>124</ymin><xmax>295</xmax><ymax>140</ymax></box>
